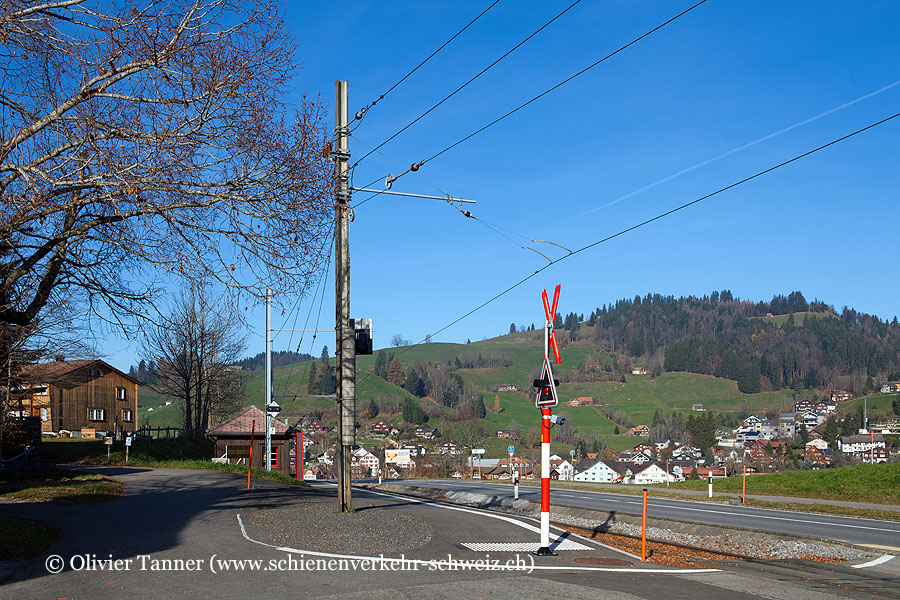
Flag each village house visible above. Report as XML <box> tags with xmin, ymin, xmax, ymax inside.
<box><xmin>802</xmin><ymin>446</ymin><xmax>833</xmax><ymax>467</ymax></box>
<box><xmin>496</xmin><ymin>384</ymin><xmax>518</xmax><ymax>392</ymax></box>
<box><xmin>881</xmin><ymin>382</ymin><xmax>900</xmax><ymax>394</ymax></box>
<box><xmin>631</xmin><ymin>367</ymin><xmax>647</xmax><ymax>375</ymax></box>
<box><xmin>671</xmin><ymin>445</ymin><xmax>701</xmax><ymax>461</ymax></box>
<box><xmin>438</xmin><ymin>440</ymin><xmax>462</xmax><ymax>456</ymax></box>
<box><xmin>351</xmin><ymin>446</ymin><xmax>381</xmax><ymax>476</ymax></box>
<box><xmin>567</xmin><ymin>397</ymin><xmax>594</xmax><ymax>407</ymax></box>
<box><xmin>207</xmin><ymin>406</ymin><xmax>296</xmax><ymax>476</ymax></box>
<box><xmin>838</xmin><ymin>433</ymin><xmax>887</xmax><ymax>462</ymax></box>
<box><xmin>496</xmin><ymin>429</ymin><xmax>516</xmax><ymax>439</ymax></box>
<box><xmin>573</xmin><ymin>458</ymin><xmax>625</xmax><ymax>483</ymax></box>
<box><xmin>626</xmin><ymin>425</ymin><xmax>651</xmax><ymax>438</ymax></box>
<box><xmin>777</xmin><ymin>413</ymin><xmax>800</xmax><ymax>439</ymax></box>
<box><xmin>15</xmin><ymin>359</ymin><xmax>139</xmax><ymax>436</ymax></box>
<box><xmin>805</xmin><ymin>438</ymin><xmax>830</xmax><ymax>451</ymax></box>
<box><xmin>304</xmin><ymin>419</ymin><xmax>327</xmax><ymax>436</ymax></box>
<box><xmin>413</xmin><ymin>426</ymin><xmax>438</xmax><ymax>439</ymax></box>
<box><xmin>370</xmin><ymin>419</ymin><xmax>396</xmax><ymax>436</ymax></box>
<box><xmin>632</xmin><ymin>461</ymin><xmax>676</xmax><ymax>485</ymax></box>
<box><xmin>830</xmin><ymin>390</ymin><xmax>852</xmax><ymax>403</ymax></box>
<box><xmin>548</xmin><ymin>458</ymin><xmax>575</xmax><ymax>480</ymax></box>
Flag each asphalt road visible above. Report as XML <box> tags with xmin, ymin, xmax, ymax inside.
<box><xmin>384</xmin><ymin>479</ymin><xmax>900</xmax><ymax>551</ymax></box>
<box><xmin>1</xmin><ymin>467</ymin><xmax>897</xmax><ymax>599</ymax></box>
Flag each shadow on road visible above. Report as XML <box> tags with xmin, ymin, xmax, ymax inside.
<box><xmin>0</xmin><ymin>467</ymin><xmax>330</xmax><ymax>586</ymax></box>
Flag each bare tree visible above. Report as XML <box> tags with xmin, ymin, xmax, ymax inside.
<box><xmin>144</xmin><ymin>281</ymin><xmax>245</xmax><ymax>436</ymax></box>
<box><xmin>0</xmin><ymin>0</ymin><xmax>333</xmax><ymax>339</ymax></box>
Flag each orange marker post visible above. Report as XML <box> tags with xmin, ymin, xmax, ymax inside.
<box><xmin>641</xmin><ymin>488</ymin><xmax>648</xmax><ymax>562</ymax></box>
<box><xmin>247</xmin><ymin>419</ymin><xmax>256</xmax><ymax>490</ymax></box>
<box><xmin>296</xmin><ymin>431</ymin><xmax>300</xmax><ymax>481</ymax></box>
<box><xmin>742</xmin><ymin>464</ymin><xmax>746</xmax><ymax>504</ymax></box>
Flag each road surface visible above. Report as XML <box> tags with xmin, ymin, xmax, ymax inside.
<box><xmin>385</xmin><ymin>479</ymin><xmax>900</xmax><ymax>551</ymax></box>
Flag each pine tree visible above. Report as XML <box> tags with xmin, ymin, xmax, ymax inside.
<box><xmin>614</xmin><ymin>425</ymin><xmax>620</xmax><ymax>435</ymax></box>
<box><xmin>367</xmin><ymin>398</ymin><xmax>379</xmax><ymax>419</ymax></box>
<box><xmin>509</xmin><ymin>323</ymin><xmax>516</xmax><ymax>334</ymax></box>
<box><xmin>387</xmin><ymin>356</ymin><xmax>404</xmax><ymax>387</ymax></box>
<box><xmin>472</xmin><ymin>394</ymin><xmax>486</xmax><ymax>419</ymax></box>
<box><xmin>307</xmin><ymin>361</ymin><xmax>320</xmax><ymax>394</ymax></box>
<box><xmin>374</xmin><ymin>350</ymin><xmax>388</xmax><ymax>379</ymax></box>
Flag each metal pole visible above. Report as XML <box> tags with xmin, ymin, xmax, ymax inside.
<box><xmin>248</xmin><ymin>420</ymin><xmax>255</xmax><ymax>489</ymax></box>
<box><xmin>641</xmin><ymin>489</ymin><xmax>648</xmax><ymax>562</ymax></box>
<box><xmin>334</xmin><ymin>79</ymin><xmax>355</xmax><ymax>512</ymax></box>
<box><xmin>536</xmin><ymin>406</ymin><xmax>553</xmax><ymax>555</ymax></box>
<box><xmin>742</xmin><ymin>464</ymin><xmax>746</xmax><ymax>504</ymax></box>
<box><xmin>265</xmin><ymin>289</ymin><xmax>272</xmax><ymax>471</ymax></box>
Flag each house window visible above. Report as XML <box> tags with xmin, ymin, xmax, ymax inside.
<box><xmin>122</xmin><ymin>409</ymin><xmax>134</xmax><ymax>423</ymax></box>
<box><xmin>116</xmin><ymin>387</ymin><xmax>126</xmax><ymax>400</ymax></box>
<box><xmin>88</xmin><ymin>407</ymin><xmax>105</xmax><ymax>421</ymax></box>
<box><xmin>41</xmin><ymin>408</ymin><xmax>48</xmax><ymax>421</ymax></box>
<box><xmin>269</xmin><ymin>448</ymin><xmax>278</xmax><ymax>468</ymax></box>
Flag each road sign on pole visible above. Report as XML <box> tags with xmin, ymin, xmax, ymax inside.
<box><xmin>535</xmin><ymin>284</ymin><xmax>561</xmax><ymax>557</ymax></box>
<box><xmin>507</xmin><ymin>445</ymin><xmax>515</xmax><ymax>454</ymax></box>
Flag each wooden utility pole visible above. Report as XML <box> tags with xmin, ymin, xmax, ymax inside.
<box><xmin>334</xmin><ymin>79</ymin><xmax>355</xmax><ymax>512</ymax></box>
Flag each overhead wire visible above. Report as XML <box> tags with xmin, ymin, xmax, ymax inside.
<box><xmin>279</xmin><ymin>239</ymin><xmax>335</xmax><ymax>400</ymax></box>
<box><xmin>350</xmin><ymin>0</ymin><xmax>584</xmax><ymax>169</ymax></box>
<box><xmin>350</xmin><ymin>0</ymin><xmax>502</xmax><ymax>131</ymax></box>
<box><xmin>354</xmin><ymin>108</ymin><xmax>900</xmax><ymax>388</ymax></box>
<box><xmin>273</xmin><ymin>234</ymin><xmax>335</xmax><ymax>402</ymax></box>
<box><xmin>418</xmin><ymin>0</ymin><xmax>710</xmax><ymax>167</ymax></box>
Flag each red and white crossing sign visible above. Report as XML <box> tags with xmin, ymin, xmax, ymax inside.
<box><xmin>534</xmin><ymin>356</ymin><xmax>559</xmax><ymax>408</ymax></box>
<box><xmin>542</xmin><ymin>285</ymin><xmax>562</xmax><ymax>365</ymax></box>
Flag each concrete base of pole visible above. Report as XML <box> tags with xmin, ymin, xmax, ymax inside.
<box><xmin>534</xmin><ymin>546</ymin><xmax>556</xmax><ymax>556</ymax></box>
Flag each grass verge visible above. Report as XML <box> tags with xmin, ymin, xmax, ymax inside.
<box><xmin>0</xmin><ymin>471</ymin><xmax>124</xmax><ymax>502</ymax></box>
<box><xmin>0</xmin><ymin>518</ymin><xmax>62</xmax><ymax>558</ymax></box>
<box><xmin>664</xmin><ymin>462</ymin><xmax>900</xmax><ymax>505</ymax></box>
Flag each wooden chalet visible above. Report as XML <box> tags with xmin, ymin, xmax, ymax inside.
<box><xmin>15</xmin><ymin>359</ymin><xmax>139</xmax><ymax>436</ymax></box>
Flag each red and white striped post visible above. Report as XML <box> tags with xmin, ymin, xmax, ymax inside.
<box><xmin>537</xmin><ymin>406</ymin><xmax>553</xmax><ymax>555</ymax></box>
<box><xmin>534</xmin><ymin>284</ymin><xmax>561</xmax><ymax>557</ymax></box>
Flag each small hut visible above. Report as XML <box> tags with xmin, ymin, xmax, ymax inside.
<box><xmin>207</xmin><ymin>406</ymin><xmax>296</xmax><ymax>476</ymax></box>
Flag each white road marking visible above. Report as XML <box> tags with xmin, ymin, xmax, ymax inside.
<box><xmin>437</xmin><ymin>483</ymin><xmax>900</xmax><ymax>535</ymax></box>
<box><xmin>851</xmin><ymin>554</ymin><xmax>895</xmax><ymax>569</ymax></box>
<box><xmin>236</xmin><ymin>514</ymin><xmax>718</xmax><ymax>574</ymax></box>
<box><xmin>462</xmin><ymin>541</ymin><xmax>591</xmax><ymax>552</ymax></box>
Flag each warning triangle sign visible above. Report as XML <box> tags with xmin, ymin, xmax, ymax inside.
<box><xmin>534</xmin><ymin>357</ymin><xmax>559</xmax><ymax>408</ymax></box>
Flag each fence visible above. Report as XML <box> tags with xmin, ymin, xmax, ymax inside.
<box><xmin>135</xmin><ymin>426</ymin><xmax>184</xmax><ymax>440</ymax></box>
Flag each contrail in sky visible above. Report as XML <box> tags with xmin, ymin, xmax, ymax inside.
<box><xmin>582</xmin><ymin>78</ymin><xmax>900</xmax><ymax>216</ymax></box>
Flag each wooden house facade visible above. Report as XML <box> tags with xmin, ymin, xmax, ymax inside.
<box><xmin>17</xmin><ymin>360</ymin><xmax>139</xmax><ymax>435</ymax></box>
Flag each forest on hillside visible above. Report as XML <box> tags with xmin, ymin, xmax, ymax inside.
<box><xmin>572</xmin><ymin>290</ymin><xmax>900</xmax><ymax>393</ymax></box>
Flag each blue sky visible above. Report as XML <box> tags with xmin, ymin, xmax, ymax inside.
<box><xmin>109</xmin><ymin>0</ymin><xmax>900</xmax><ymax>370</ymax></box>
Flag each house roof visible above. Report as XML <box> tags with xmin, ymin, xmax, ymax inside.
<box><xmin>19</xmin><ymin>359</ymin><xmax>140</xmax><ymax>387</ymax></box>
<box><xmin>207</xmin><ymin>406</ymin><xmax>294</xmax><ymax>437</ymax></box>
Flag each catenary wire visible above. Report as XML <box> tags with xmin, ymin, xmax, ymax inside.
<box><xmin>419</xmin><ymin>0</ymin><xmax>709</xmax><ymax>167</ymax></box>
<box><xmin>350</xmin><ymin>0</ymin><xmax>584</xmax><ymax>169</ymax></box>
<box><xmin>354</xmin><ymin>108</ymin><xmax>900</xmax><ymax>387</ymax></box>
<box><xmin>274</xmin><ymin>235</ymin><xmax>335</xmax><ymax>401</ymax></box>
<box><xmin>351</xmin><ymin>0</ymin><xmax>502</xmax><ymax>130</ymax></box>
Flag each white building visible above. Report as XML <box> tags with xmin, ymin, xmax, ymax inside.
<box><xmin>573</xmin><ymin>459</ymin><xmax>623</xmax><ymax>483</ymax></box>
<box><xmin>632</xmin><ymin>462</ymin><xmax>675</xmax><ymax>485</ymax></box>
<box><xmin>352</xmin><ymin>446</ymin><xmax>380</xmax><ymax>475</ymax></box>
<box><xmin>838</xmin><ymin>433</ymin><xmax>886</xmax><ymax>460</ymax></box>
<box><xmin>548</xmin><ymin>458</ymin><xmax>574</xmax><ymax>480</ymax></box>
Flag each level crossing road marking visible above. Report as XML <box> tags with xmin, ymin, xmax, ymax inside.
<box><xmin>462</xmin><ymin>541</ymin><xmax>591</xmax><ymax>552</ymax></box>
<box><xmin>235</xmin><ymin>513</ymin><xmax>719</xmax><ymax>574</ymax></box>
<box><xmin>851</xmin><ymin>554</ymin><xmax>895</xmax><ymax>569</ymax></box>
